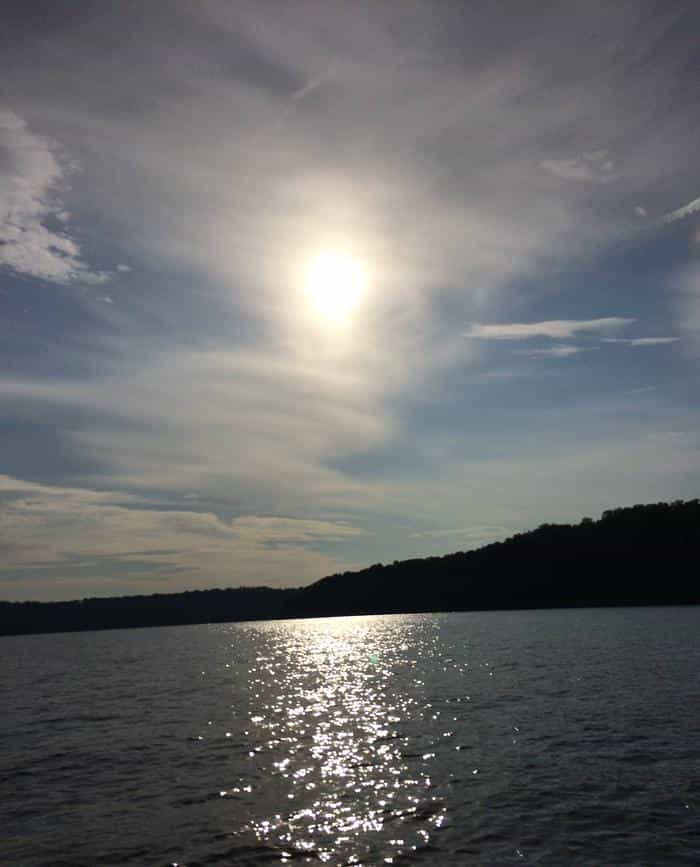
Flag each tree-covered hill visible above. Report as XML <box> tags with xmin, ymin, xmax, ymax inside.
<box><xmin>0</xmin><ymin>586</ymin><xmax>300</xmax><ymax>636</ymax></box>
<box><xmin>287</xmin><ymin>499</ymin><xmax>700</xmax><ymax>617</ymax></box>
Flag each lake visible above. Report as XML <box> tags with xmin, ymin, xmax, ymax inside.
<box><xmin>2</xmin><ymin>608</ymin><xmax>699</xmax><ymax>865</ymax></box>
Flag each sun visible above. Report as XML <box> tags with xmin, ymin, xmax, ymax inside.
<box><xmin>303</xmin><ymin>251</ymin><xmax>366</xmax><ymax>325</ymax></box>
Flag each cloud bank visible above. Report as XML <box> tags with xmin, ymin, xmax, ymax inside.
<box><xmin>0</xmin><ymin>474</ymin><xmax>361</xmax><ymax>599</ymax></box>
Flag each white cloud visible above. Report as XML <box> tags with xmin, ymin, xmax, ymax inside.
<box><xmin>291</xmin><ymin>68</ymin><xmax>334</xmax><ymax>101</ymax></box>
<box><xmin>602</xmin><ymin>336</ymin><xmax>679</xmax><ymax>346</ymax></box>
<box><xmin>0</xmin><ymin>109</ymin><xmax>105</xmax><ymax>284</ymax></box>
<box><xmin>662</xmin><ymin>195</ymin><xmax>700</xmax><ymax>225</ymax></box>
<box><xmin>0</xmin><ymin>474</ymin><xmax>140</xmax><ymax>503</ymax></box>
<box><xmin>229</xmin><ymin>515</ymin><xmax>363</xmax><ymax>543</ymax></box>
<box><xmin>516</xmin><ymin>345</ymin><xmax>585</xmax><ymax>358</ymax></box>
<box><xmin>539</xmin><ymin>150</ymin><xmax>616</xmax><ymax>183</ymax></box>
<box><xmin>465</xmin><ymin>318</ymin><xmax>634</xmax><ymax>340</ymax></box>
<box><xmin>116</xmin><ymin>263</ymin><xmax>132</xmax><ymax>272</ymax></box>
<box><xmin>410</xmin><ymin>525</ymin><xmax>510</xmax><ymax>542</ymax></box>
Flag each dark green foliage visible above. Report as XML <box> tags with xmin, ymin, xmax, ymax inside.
<box><xmin>287</xmin><ymin>499</ymin><xmax>700</xmax><ymax>618</ymax></box>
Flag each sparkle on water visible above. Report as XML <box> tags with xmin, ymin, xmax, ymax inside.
<box><xmin>238</xmin><ymin>616</ymin><xmax>447</xmax><ymax>863</ymax></box>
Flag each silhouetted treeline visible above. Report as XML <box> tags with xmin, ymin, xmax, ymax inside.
<box><xmin>0</xmin><ymin>586</ymin><xmax>299</xmax><ymax>636</ymax></box>
<box><xmin>1</xmin><ymin>499</ymin><xmax>698</xmax><ymax>636</ymax></box>
<box><xmin>288</xmin><ymin>499</ymin><xmax>700</xmax><ymax>617</ymax></box>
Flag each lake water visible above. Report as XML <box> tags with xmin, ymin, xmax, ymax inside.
<box><xmin>2</xmin><ymin>608</ymin><xmax>699</xmax><ymax>866</ymax></box>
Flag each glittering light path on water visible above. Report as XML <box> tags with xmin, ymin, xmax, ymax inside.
<box><xmin>231</xmin><ymin>616</ymin><xmax>450</xmax><ymax>864</ymax></box>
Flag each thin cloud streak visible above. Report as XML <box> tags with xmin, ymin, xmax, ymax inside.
<box><xmin>515</xmin><ymin>345</ymin><xmax>585</xmax><ymax>357</ymax></box>
<box><xmin>465</xmin><ymin>318</ymin><xmax>634</xmax><ymax>340</ymax></box>
<box><xmin>410</xmin><ymin>525</ymin><xmax>510</xmax><ymax>541</ymax></box>
<box><xmin>662</xmin><ymin>194</ymin><xmax>700</xmax><ymax>224</ymax></box>
<box><xmin>602</xmin><ymin>337</ymin><xmax>680</xmax><ymax>346</ymax></box>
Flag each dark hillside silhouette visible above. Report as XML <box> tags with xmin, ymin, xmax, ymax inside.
<box><xmin>0</xmin><ymin>586</ymin><xmax>300</xmax><ymax>636</ymax></box>
<box><xmin>1</xmin><ymin>499</ymin><xmax>698</xmax><ymax>635</ymax></box>
<box><xmin>288</xmin><ymin>499</ymin><xmax>700</xmax><ymax>617</ymax></box>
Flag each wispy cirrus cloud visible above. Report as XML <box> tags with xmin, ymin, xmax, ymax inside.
<box><xmin>662</xmin><ymin>194</ymin><xmax>700</xmax><ymax>225</ymax></box>
<box><xmin>0</xmin><ymin>109</ymin><xmax>105</xmax><ymax>285</ymax></box>
<box><xmin>516</xmin><ymin>345</ymin><xmax>586</xmax><ymax>358</ymax></box>
<box><xmin>464</xmin><ymin>318</ymin><xmax>634</xmax><ymax>340</ymax></box>
<box><xmin>539</xmin><ymin>150</ymin><xmax>616</xmax><ymax>183</ymax></box>
<box><xmin>627</xmin><ymin>385</ymin><xmax>656</xmax><ymax>394</ymax></box>
<box><xmin>602</xmin><ymin>337</ymin><xmax>679</xmax><ymax>346</ymax></box>
<box><xmin>229</xmin><ymin>515</ymin><xmax>362</xmax><ymax>544</ymax></box>
<box><xmin>0</xmin><ymin>343</ymin><xmax>398</xmax><ymax>514</ymax></box>
<box><xmin>410</xmin><ymin>525</ymin><xmax>510</xmax><ymax>542</ymax></box>
<box><xmin>4</xmin><ymin>1</ymin><xmax>688</xmax><ymax>322</ymax></box>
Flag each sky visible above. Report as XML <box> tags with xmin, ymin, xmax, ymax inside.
<box><xmin>1</xmin><ymin>0</ymin><xmax>699</xmax><ymax>601</ymax></box>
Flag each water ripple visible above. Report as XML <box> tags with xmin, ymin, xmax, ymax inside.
<box><xmin>2</xmin><ymin>609</ymin><xmax>700</xmax><ymax>865</ymax></box>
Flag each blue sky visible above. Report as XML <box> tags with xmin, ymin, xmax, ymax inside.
<box><xmin>1</xmin><ymin>0</ymin><xmax>699</xmax><ymax>600</ymax></box>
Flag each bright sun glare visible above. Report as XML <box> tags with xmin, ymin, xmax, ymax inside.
<box><xmin>303</xmin><ymin>252</ymin><xmax>366</xmax><ymax>325</ymax></box>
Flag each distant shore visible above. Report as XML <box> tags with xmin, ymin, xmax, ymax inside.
<box><xmin>2</xmin><ymin>498</ymin><xmax>698</xmax><ymax>636</ymax></box>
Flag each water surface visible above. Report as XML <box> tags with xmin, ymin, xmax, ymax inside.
<box><xmin>2</xmin><ymin>608</ymin><xmax>699</xmax><ymax>865</ymax></box>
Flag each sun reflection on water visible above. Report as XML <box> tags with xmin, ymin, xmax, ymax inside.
<box><xmin>235</xmin><ymin>616</ymin><xmax>447</xmax><ymax>864</ymax></box>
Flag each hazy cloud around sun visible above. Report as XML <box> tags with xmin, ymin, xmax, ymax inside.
<box><xmin>2</xmin><ymin>1</ymin><xmax>693</xmax><ymax>315</ymax></box>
